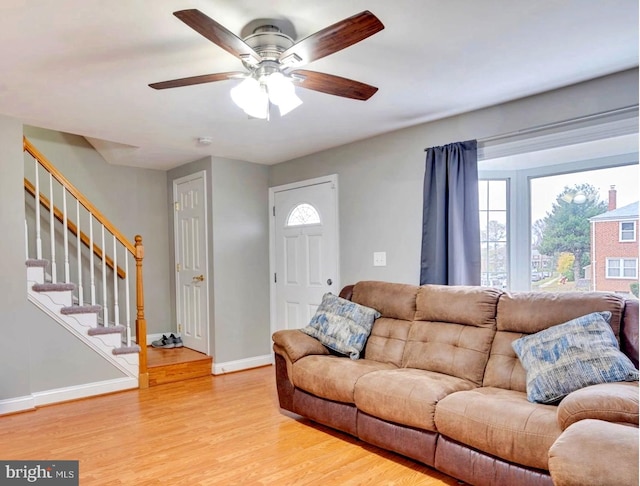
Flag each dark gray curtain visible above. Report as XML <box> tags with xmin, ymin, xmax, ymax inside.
<box><xmin>420</xmin><ymin>140</ymin><xmax>480</xmax><ymax>285</ymax></box>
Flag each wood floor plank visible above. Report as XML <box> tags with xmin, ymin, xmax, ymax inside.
<box><xmin>0</xmin><ymin>366</ymin><xmax>460</xmax><ymax>485</ymax></box>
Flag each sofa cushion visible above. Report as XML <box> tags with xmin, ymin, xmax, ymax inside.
<box><xmin>352</xmin><ymin>281</ymin><xmax>419</xmax><ymax>321</ymax></box>
<box><xmin>300</xmin><ymin>292</ymin><xmax>380</xmax><ymax>359</ymax></box>
<box><xmin>485</xmin><ymin>291</ymin><xmax>626</xmax><ymax>392</ymax></box>
<box><xmin>362</xmin><ymin>317</ymin><xmax>412</xmax><ymax>367</ymax></box>
<box><xmin>415</xmin><ymin>284</ymin><xmax>502</xmax><ymax>328</ymax></box>
<box><xmin>434</xmin><ymin>386</ymin><xmax>561</xmax><ymax>471</ymax></box>
<box><xmin>292</xmin><ymin>355</ymin><xmax>395</xmax><ymax>403</ymax></box>
<box><xmin>512</xmin><ymin>311</ymin><xmax>639</xmax><ymax>404</ymax></box>
<box><xmin>548</xmin><ymin>419</ymin><xmax>639</xmax><ymax>486</ymax></box>
<box><xmin>483</xmin><ymin>330</ymin><xmax>527</xmax><ymax>392</ymax></box>
<box><xmin>556</xmin><ymin>381</ymin><xmax>639</xmax><ymax>430</ymax></box>
<box><xmin>403</xmin><ymin>321</ymin><xmax>496</xmax><ymax>386</ymax></box>
<box><xmin>354</xmin><ymin>368</ymin><xmax>475</xmax><ymax>431</ymax></box>
<box><xmin>495</xmin><ymin>291</ymin><xmax>624</xmax><ymax>338</ymax></box>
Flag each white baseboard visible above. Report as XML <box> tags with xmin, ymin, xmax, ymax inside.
<box><xmin>0</xmin><ymin>395</ymin><xmax>36</xmax><ymax>415</ymax></box>
<box><xmin>213</xmin><ymin>354</ymin><xmax>273</xmax><ymax>375</ymax></box>
<box><xmin>0</xmin><ymin>377</ymin><xmax>138</xmax><ymax>415</ymax></box>
<box><xmin>33</xmin><ymin>377</ymin><xmax>138</xmax><ymax>407</ymax></box>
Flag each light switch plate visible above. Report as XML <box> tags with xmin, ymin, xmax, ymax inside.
<box><xmin>373</xmin><ymin>251</ymin><xmax>386</xmax><ymax>267</ymax></box>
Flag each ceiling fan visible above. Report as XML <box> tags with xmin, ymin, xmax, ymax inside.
<box><xmin>149</xmin><ymin>9</ymin><xmax>384</xmax><ymax>119</ymax></box>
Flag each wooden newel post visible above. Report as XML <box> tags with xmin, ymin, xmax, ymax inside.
<box><xmin>135</xmin><ymin>235</ymin><xmax>149</xmax><ymax>389</ymax></box>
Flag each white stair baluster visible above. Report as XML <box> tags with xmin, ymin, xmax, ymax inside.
<box><xmin>34</xmin><ymin>159</ymin><xmax>42</xmax><ymax>259</ymax></box>
<box><xmin>89</xmin><ymin>213</ymin><xmax>96</xmax><ymax>306</ymax></box>
<box><xmin>113</xmin><ymin>235</ymin><xmax>119</xmax><ymax>328</ymax></box>
<box><xmin>63</xmin><ymin>187</ymin><xmax>70</xmax><ymax>283</ymax></box>
<box><xmin>24</xmin><ymin>220</ymin><xmax>29</xmax><ymax>259</ymax></box>
<box><xmin>49</xmin><ymin>174</ymin><xmax>57</xmax><ymax>283</ymax></box>
<box><xmin>125</xmin><ymin>254</ymin><xmax>131</xmax><ymax>346</ymax></box>
<box><xmin>76</xmin><ymin>200</ymin><xmax>83</xmax><ymax>305</ymax></box>
<box><xmin>101</xmin><ymin>225</ymin><xmax>109</xmax><ymax>327</ymax></box>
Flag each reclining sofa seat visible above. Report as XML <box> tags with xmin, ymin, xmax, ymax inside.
<box><xmin>272</xmin><ymin>280</ymin><xmax>639</xmax><ymax>486</ymax></box>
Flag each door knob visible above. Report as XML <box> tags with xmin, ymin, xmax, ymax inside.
<box><xmin>193</xmin><ymin>275</ymin><xmax>205</xmax><ymax>282</ymax></box>
<box><xmin>327</xmin><ymin>278</ymin><xmax>333</xmax><ymax>286</ymax></box>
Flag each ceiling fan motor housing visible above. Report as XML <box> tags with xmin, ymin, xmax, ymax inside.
<box><xmin>242</xmin><ymin>23</ymin><xmax>295</xmax><ymax>68</ymax></box>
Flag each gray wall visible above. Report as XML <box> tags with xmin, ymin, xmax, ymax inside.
<box><xmin>0</xmin><ymin>117</ymin><xmax>126</xmax><ymax>401</ymax></box>
<box><xmin>168</xmin><ymin>156</ymin><xmax>270</xmax><ymax>365</ymax></box>
<box><xmin>269</xmin><ymin>69</ymin><xmax>639</xmax><ymax>288</ymax></box>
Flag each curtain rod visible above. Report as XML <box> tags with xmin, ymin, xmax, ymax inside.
<box><xmin>478</xmin><ymin>105</ymin><xmax>638</xmax><ymax>144</ymax></box>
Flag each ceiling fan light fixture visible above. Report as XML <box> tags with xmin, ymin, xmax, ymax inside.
<box><xmin>230</xmin><ymin>77</ymin><xmax>269</xmax><ymax>119</ymax></box>
<box><xmin>266</xmin><ymin>73</ymin><xmax>302</xmax><ymax>116</ymax></box>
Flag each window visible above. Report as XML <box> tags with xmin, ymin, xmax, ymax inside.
<box><xmin>286</xmin><ymin>203</ymin><xmax>320</xmax><ymax>226</ymax></box>
<box><xmin>606</xmin><ymin>258</ymin><xmax>638</xmax><ymax>279</ymax></box>
<box><xmin>620</xmin><ymin>221</ymin><xmax>636</xmax><ymax>241</ymax></box>
<box><xmin>479</xmin><ymin>111</ymin><xmax>638</xmax><ymax>291</ymax></box>
<box><xmin>479</xmin><ymin>180</ymin><xmax>508</xmax><ymax>289</ymax></box>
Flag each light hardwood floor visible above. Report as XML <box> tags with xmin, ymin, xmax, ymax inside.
<box><xmin>0</xmin><ymin>366</ymin><xmax>461</xmax><ymax>485</ymax></box>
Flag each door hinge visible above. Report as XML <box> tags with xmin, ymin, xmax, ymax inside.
<box><xmin>177</xmin><ymin>323</ymin><xmax>183</xmax><ymax>333</ymax></box>
<box><xmin>174</xmin><ymin>201</ymin><xmax>180</xmax><ymax>211</ymax></box>
<box><xmin>176</xmin><ymin>263</ymin><xmax>181</xmax><ymax>272</ymax></box>
<box><xmin>274</xmin><ymin>273</ymin><xmax>277</xmax><ymax>283</ymax></box>
<box><xmin>272</xmin><ymin>206</ymin><xmax>275</xmax><ymax>217</ymax></box>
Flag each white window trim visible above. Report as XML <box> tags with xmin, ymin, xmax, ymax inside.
<box><xmin>619</xmin><ymin>220</ymin><xmax>637</xmax><ymax>242</ymax></box>
<box><xmin>605</xmin><ymin>258</ymin><xmax>638</xmax><ymax>279</ymax></box>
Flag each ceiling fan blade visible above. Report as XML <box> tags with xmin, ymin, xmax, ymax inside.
<box><xmin>149</xmin><ymin>72</ymin><xmax>245</xmax><ymax>90</ymax></box>
<box><xmin>280</xmin><ymin>11</ymin><xmax>383</xmax><ymax>66</ymax></box>
<box><xmin>174</xmin><ymin>9</ymin><xmax>261</xmax><ymax>64</ymax></box>
<box><xmin>291</xmin><ymin>70</ymin><xmax>378</xmax><ymax>101</ymax></box>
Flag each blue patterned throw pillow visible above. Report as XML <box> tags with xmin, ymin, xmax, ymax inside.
<box><xmin>301</xmin><ymin>293</ymin><xmax>380</xmax><ymax>360</ymax></box>
<box><xmin>512</xmin><ymin>311</ymin><xmax>639</xmax><ymax>404</ymax></box>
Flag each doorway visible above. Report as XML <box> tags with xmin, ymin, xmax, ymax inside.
<box><xmin>270</xmin><ymin>175</ymin><xmax>340</xmax><ymax>334</ymax></box>
<box><xmin>173</xmin><ymin>171</ymin><xmax>210</xmax><ymax>354</ymax></box>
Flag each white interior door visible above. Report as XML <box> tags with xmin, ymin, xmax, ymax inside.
<box><xmin>173</xmin><ymin>171</ymin><xmax>210</xmax><ymax>354</ymax></box>
<box><xmin>272</xmin><ymin>177</ymin><xmax>339</xmax><ymax>331</ymax></box>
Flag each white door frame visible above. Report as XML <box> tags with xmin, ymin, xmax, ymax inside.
<box><xmin>172</xmin><ymin>170</ymin><xmax>211</xmax><ymax>356</ymax></box>
<box><xmin>269</xmin><ymin>174</ymin><xmax>340</xmax><ymax>338</ymax></box>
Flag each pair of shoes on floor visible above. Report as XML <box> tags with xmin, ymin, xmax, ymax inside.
<box><xmin>151</xmin><ymin>333</ymin><xmax>184</xmax><ymax>349</ymax></box>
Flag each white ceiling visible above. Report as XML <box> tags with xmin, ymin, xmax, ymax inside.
<box><xmin>1</xmin><ymin>0</ymin><xmax>637</xmax><ymax>170</ymax></box>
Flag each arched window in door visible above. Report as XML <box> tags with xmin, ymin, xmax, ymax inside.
<box><xmin>286</xmin><ymin>203</ymin><xmax>321</xmax><ymax>226</ymax></box>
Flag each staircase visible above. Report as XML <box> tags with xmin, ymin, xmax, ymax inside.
<box><xmin>23</xmin><ymin>137</ymin><xmax>148</xmax><ymax>389</ymax></box>
<box><xmin>26</xmin><ymin>259</ymin><xmax>140</xmax><ymax>377</ymax></box>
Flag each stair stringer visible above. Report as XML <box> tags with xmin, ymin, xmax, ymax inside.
<box><xmin>26</xmin><ymin>268</ymin><xmax>139</xmax><ymax>379</ymax></box>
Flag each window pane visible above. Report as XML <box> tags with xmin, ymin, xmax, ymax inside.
<box><xmin>286</xmin><ymin>203</ymin><xmax>320</xmax><ymax>226</ymax></box>
<box><xmin>530</xmin><ymin>164</ymin><xmax>639</xmax><ymax>292</ymax></box>
<box><xmin>479</xmin><ymin>179</ymin><xmax>509</xmax><ymax>289</ymax></box>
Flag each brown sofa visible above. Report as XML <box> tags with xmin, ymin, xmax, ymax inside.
<box><xmin>272</xmin><ymin>281</ymin><xmax>639</xmax><ymax>486</ymax></box>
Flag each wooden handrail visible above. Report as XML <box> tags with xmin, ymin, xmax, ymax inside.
<box><xmin>24</xmin><ymin>136</ymin><xmax>147</xmax><ymax>389</ymax></box>
<box><xmin>24</xmin><ymin>137</ymin><xmax>135</xmax><ymax>255</ymax></box>
<box><xmin>24</xmin><ymin>178</ymin><xmax>126</xmax><ymax>279</ymax></box>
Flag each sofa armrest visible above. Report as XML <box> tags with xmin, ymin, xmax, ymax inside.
<box><xmin>549</xmin><ymin>419</ymin><xmax>639</xmax><ymax>486</ymax></box>
<box><xmin>272</xmin><ymin>329</ymin><xmax>329</xmax><ymax>363</ymax></box>
<box><xmin>557</xmin><ymin>381</ymin><xmax>639</xmax><ymax>430</ymax></box>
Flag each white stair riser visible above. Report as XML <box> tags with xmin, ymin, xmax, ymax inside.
<box><xmin>62</xmin><ymin>312</ymin><xmax>98</xmax><ymax>328</ymax></box>
<box><xmin>34</xmin><ymin>289</ymin><xmax>73</xmax><ymax>307</ymax></box>
<box><xmin>27</xmin><ymin>280</ymin><xmax>138</xmax><ymax>378</ymax></box>
<box><xmin>27</xmin><ymin>266</ymin><xmax>45</xmax><ymax>283</ymax></box>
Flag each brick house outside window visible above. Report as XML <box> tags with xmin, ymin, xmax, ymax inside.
<box><xmin>590</xmin><ymin>186</ymin><xmax>639</xmax><ymax>295</ymax></box>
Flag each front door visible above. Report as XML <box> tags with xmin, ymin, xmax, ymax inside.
<box><xmin>173</xmin><ymin>171</ymin><xmax>209</xmax><ymax>354</ymax></box>
<box><xmin>272</xmin><ymin>176</ymin><xmax>339</xmax><ymax>332</ymax></box>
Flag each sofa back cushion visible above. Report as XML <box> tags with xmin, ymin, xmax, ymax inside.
<box><xmin>352</xmin><ymin>281</ymin><xmax>419</xmax><ymax>367</ymax></box>
<box><xmin>484</xmin><ymin>291</ymin><xmax>625</xmax><ymax>390</ymax></box>
<box><xmin>402</xmin><ymin>285</ymin><xmax>502</xmax><ymax>386</ymax></box>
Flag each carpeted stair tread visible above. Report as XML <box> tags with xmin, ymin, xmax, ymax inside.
<box><xmin>25</xmin><ymin>259</ymin><xmax>48</xmax><ymax>268</ymax></box>
<box><xmin>61</xmin><ymin>304</ymin><xmax>102</xmax><ymax>315</ymax></box>
<box><xmin>113</xmin><ymin>345</ymin><xmax>141</xmax><ymax>355</ymax></box>
<box><xmin>32</xmin><ymin>282</ymin><xmax>75</xmax><ymax>292</ymax></box>
<box><xmin>88</xmin><ymin>325</ymin><xmax>125</xmax><ymax>336</ymax></box>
